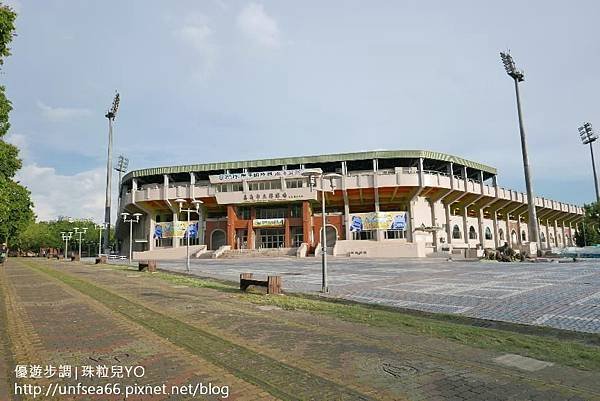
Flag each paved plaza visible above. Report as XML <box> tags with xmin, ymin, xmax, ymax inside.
<box><xmin>4</xmin><ymin>258</ymin><xmax>600</xmax><ymax>401</ymax></box>
<box><xmin>158</xmin><ymin>257</ymin><xmax>600</xmax><ymax>333</ymax></box>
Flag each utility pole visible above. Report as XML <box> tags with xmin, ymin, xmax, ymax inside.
<box><xmin>103</xmin><ymin>92</ymin><xmax>120</xmax><ymax>255</ymax></box>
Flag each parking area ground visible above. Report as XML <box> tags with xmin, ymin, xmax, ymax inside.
<box><xmin>155</xmin><ymin>257</ymin><xmax>600</xmax><ymax>334</ymax></box>
<box><xmin>2</xmin><ymin>258</ymin><xmax>600</xmax><ymax>401</ymax></box>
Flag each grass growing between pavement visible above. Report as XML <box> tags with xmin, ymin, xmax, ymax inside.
<box><xmin>240</xmin><ymin>292</ymin><xmax>600</xmax><ymax>371</ymax></box>
<box><xmin>51</xmin><ymin>260</ymin><xmax>600</xmax><ymax>372</ymax></box>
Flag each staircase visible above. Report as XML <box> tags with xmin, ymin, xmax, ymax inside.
<box><xmin>219</xmin><ymin>248</ymin><xmax>298</xmax><ymax>259</ymax></box>
<box><xmin>196</xmin><ymin>250</ymin><xmax>215</xmax><ymax>259</ymax></box>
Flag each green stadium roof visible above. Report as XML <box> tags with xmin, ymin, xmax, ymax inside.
<box><xmin>122</xmin><ymin>150</ymin><xmax>497</xmax><ymax>182</ymax></box>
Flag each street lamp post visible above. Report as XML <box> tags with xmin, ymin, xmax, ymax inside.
<box><xmin>121</xmin><ymin>212</ymin><xmax>142</xmax><ymax>263</ymax></box>
<box><xmin>175</xmin><ymin>198</ymin><xmax>203</xmax><ymax>273</ymax></box>
<box><xmin>578</xmin><ymin>122</ymin><xmax>600</xmax><ymax>202</ymax></box>
<box><xmin>103</xmin><ymin>92</ymin><xmax>120</xmax><ymax>255</ymax></box>
<box><xmin>60</xmin><ymin>231</ymin><xmax>72</xmax><ymax>260</ymax></box>
<box><xmin>500</xmin><ymin>51</ymin><xmax>540</xmax><ymax>249</ymax></box>
<box><xmin>95</xmin><ymin>224</ymin><xmax>105</xmax><ymax>256</ymax></box>
<box><xmin>302</xmin><ymin>169</ymin><xmax>341</xmax><ymax>293</ymax></box>
<box><xmin>73</xmin><ymin>227</ymin><xmax>88</xmax><ymax>259</ymax></box>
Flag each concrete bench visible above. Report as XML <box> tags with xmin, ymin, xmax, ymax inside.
<box><xmin>138</xmin><ymin>260</ymin><xmax>157</xmax><ymax>272</ymax></box>
<box><xmin>240</xmin><ymin>273</ymin><xmax>282</xmax><ymax>295</ymax></box>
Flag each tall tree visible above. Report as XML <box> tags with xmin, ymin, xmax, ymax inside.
<box><xmin>574</xmin><ymin>201</ymin><xmax>600</xmax><ymax>247</ymax></box>
<box><xmin>0</xmin><ymin>3</ymin><xmax>34</xmax><ymax>246</ymax></box>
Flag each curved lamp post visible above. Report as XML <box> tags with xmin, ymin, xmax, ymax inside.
<box><xmin>121</xmin><ymin>212</ymin><xmax>142</xmax><ymax>263</ymax></box>
<box><xmin>302</xmin><ymin>169</ymin><xmax>341</xmax><ymax>293</ymax></box>
<box><xmin>95</xmin><ymin>223</ymin><xmax>106</xmax><ymax>256</ymax></box>
<box><xmin>73</xmin><ymin>227</ymin><xmax>88</xmax><ymax>259</ymax></box>
<box><xmin>175</xmin><ymin>198</ymin><xmax>203</xmax><ymax>273</ymax></box>
<box><xmin>60</xmin><ymin>231</ymin><xmax>73</xmax><ymax>260</ymax></box>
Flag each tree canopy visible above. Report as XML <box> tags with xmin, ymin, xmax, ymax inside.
<box><xmin>0</xmin><ymin>3</ymin><xmax>34</xmax><ymax>247</ymax></box>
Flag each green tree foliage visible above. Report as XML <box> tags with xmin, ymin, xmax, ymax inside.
<box><xmin>0</xmin><ymin>177</ymin><xmax>33</xmax><ymax>245</ymax></box>
<box><xmin>573</xmin><ymin>201</ymin><xmax>600</xmax><ymax>247</ymax></box>
<box><xmin>16</xmin><ymin>219</ymin><xmax>113</xmax><ymax>255</ymax></box>
<box><xmin>0</xmin><ymin>4</ymin><xmax>34</xmax><ymax>247</ymax></box>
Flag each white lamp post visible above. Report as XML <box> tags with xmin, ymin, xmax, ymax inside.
<box><xmin>175</xmin><ymin>198</ymin><xmax>203</xmax><ymax>273</ymax></box>
<box><xmin>60</xmin><ymin>231</ymin><xmax>73</xmax><ymax>260</ymax></box>
<box><xmin>302</xmin><ymin>169</ymin><xmax>341</xmax><ymax>293</ymax></box>
<box><xmin>73</xmin><ymin>227</ymin><xmax>88</xmax><ymax>260</ymax></box>
<box><xmin>95</xmin><ymin>223</ymin><xmax>105</xmax><ymax>256</ymax></box>
<box><xmin>121</xmin><ymin>212</ymin><xmax>142</xmax><ymax>264</ymax></box>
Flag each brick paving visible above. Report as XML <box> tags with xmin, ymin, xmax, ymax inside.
<box><xmin>0</xmin><ymin>260</ymin><xmax>278</xmax><ymax>401</ymax></box>
<box><xmin>155</xmin><ymin>257</ymin><xmax>600</xmax><ymax>333</ymax></box>
<box><xmin>2</xmin><ymin>258</ymin><xmax>600</xmax><ymax>400</ymax></box>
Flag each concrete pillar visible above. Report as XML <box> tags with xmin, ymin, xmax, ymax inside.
<box><xmin>163</xmin><ymin>175</ymin><xmax>169</xmax><ymax>200</ymax></box>
<box><xmin>418</xmin><ymin>157</ymin><xmax>424</xmax><ymax>187</ymax></box>
<box><xmin>492</xmin><ymin>210</ymin><xmax>499</xmax><ymax>248</ymax></box>
<box><xmin>132</xmin><ymin>179</ymin><xmax>138</xmax><ymax>204</ymax></box>
<box><xmin>343</xmin><ymin>191</ymin><xmax>351</xmax><ymax>241</ymax></box>
<box><xmin>284</xmin><ymin>205</ymin><xmax>291</xmax><ymax>247</ymax></box>
<box><xmin>373</xmin><ymin>159</ymin><xmax>380</xmax><ymax>213</ymax></box>
<box><xmin>148</xmin><ymin>213</ymin><xmax>155</xmax><ymax>251</ymax></box>
<box><xmin>505</xmin><ymin>212</ymin><xmax>511</xmax><ymax>248</ymax></box>
<box><xmin>189</xmin><ymin>172</ymin><xmax>195</xmax><ymax>199</ymax></box>
<box><xmin>546</xmin><ymin>219</ymin><xmax>551</xmax><ymax>248</ymax></box>
<box><xmin>172</xmin><ymin>210</ymin><xmax>179</xmax><ymax>248</ymax></box>
<box><xmin>302</xmin><ymin>201</ymin><xmax>312</xmax><ymax>246</ymax></box>
<box><xmin>445</xmin><ymin>203</ymin><xmax>452</xmax><ymax>244</ymax></box>
<box><xmin>429</xmin><ymin>200</ymin><xmax>438</xmax><ymax>248</ymax></box>
<box><xmin>226</xmin><ymin>205</ymin><xmax>236</xmax><ymax>248</ymax></box>
<box><xmin>517</xmin><ymin>214</ymin><xmax>523</xmax><ymax>245</ymax></box>
<box><xmin>554</xmin><ymin>219</ymin><xmax>559</xmax><ymax>247</ymax></box>
<box><xmin>561</xmin><ymin>220</ymin><xmax>567</xmax><ymax>248</ymax></box>
<box><xmin>462</xmin><ymin>206</ymin><xmax>469</xmax><ymax>245</ymax></box>
<box><xmin>477</xmin><ymin>208</ymin><xmax>484</xmax><ymax>247</ymax></box>
<box><xmin>448</xmin><ymin>162</ymin><xmax>454</xmax><ymax>189</ymax></box>
<box><xmin>569</xmin><ymin>221</ymin><xmax>573</xmax><ymax>246</ymax></box>
<box><xmin>479</xmin><ymin>171</ymin><xmax>485</xmax><ymax>195</ymax></box>
<box><xmin>248</xmin><ymin>207</ymin><xmax>256</xmax><ymax>249</ymax></box>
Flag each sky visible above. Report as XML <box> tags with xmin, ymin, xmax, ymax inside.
<box><xmin>3</xmin><ymin>0</ymin><xmax>600</xmax><ymax>222</ymax></box>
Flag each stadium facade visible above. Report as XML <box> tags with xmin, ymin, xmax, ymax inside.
<box><xmin>117</xmin><ymin>150</ymin><xmax>583</xmax><ymax>259</ymax></box>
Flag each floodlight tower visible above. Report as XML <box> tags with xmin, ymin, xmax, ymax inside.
<box><xmin>103</xmin><ymin>92</ymin><xmax>120</xmax><ymax>255</ymax></box>
<box><xmin>499</xmin><ymin>51</ymin><xmax>540</xmax><ymax>249</ymax></box>
<box><xmin>578</xmin><ymin>122</ymin><xmax>600</xmax><ymax>202</ymax></box>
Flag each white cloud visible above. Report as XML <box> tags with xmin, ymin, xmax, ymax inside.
<box><xmin>2</xmin><ymin>0</ymin><xmax>21</xmax><ymax>13</ymax></box>
<box><xmin>5</xmin><ymin>132</ymin><xmax>30</xmax><ymax>160</ymax></box>
<box><xmin>173</xmin><ymin>16</ymin><xmax>218</xmax><ymax>79</ymax></box>
<box><xmin>237</xmin><ymin>3</ymin><xmax>281</xmax><ymax>48</ymax></box>
<box><xmin>15</xmin><ymin>163</ymin><xmax>113</xmax><ymax>223</ymax></box>
<box><xmin>37</xmin><ymin>101</ymin><xmax>92</xmax><ymax>122</ymax></box>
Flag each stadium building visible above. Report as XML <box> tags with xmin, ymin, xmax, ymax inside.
<box><xmin>117</xmin><ymin>150</ymin><xmax>583</xmax><ymax>259</ymax></box>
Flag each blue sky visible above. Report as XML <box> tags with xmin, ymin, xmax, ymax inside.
<box><xmin>4</xmin><ymin>0</ymin><xmax>600</xmax><ymax>221</ymax></box>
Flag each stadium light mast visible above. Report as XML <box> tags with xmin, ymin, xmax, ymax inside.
<box><xmin>578</xmin><ymin>122</ymin><xmax>600</xmax><ymax>202</ymax></box>
<box><xmin>103</xmin><ymin>92</ymin><xmax>120</xmax><ymax>255</ymax></box>
<box><xmin>500</xmin><ymin>51</ymin><xmax>540</xmax><ymax>250</ymax></box>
